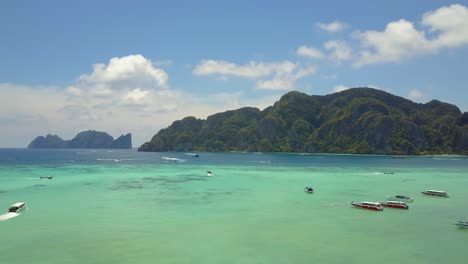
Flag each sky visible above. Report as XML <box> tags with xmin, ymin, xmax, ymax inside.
<box><xmin>1</xmin><ymin>0</ymin><xmax>468</xmax><ymax>147</ymax></box>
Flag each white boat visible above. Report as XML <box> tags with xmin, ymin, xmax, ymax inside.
<box><xmin>351</xmin><ymin>201</ymin><xmax>383</xmax><ymax>211</ymax></box>
<box><xmin>379</xmin><ymin>201</ymin><xmax>409</xmax><ymax>209</ymax></box>
<box><xmin>421</xmin><ymin>190</ymin><xmax>448</xmax><ymax>197</ymax></box>
<box><xmin>161</xmin><ymin>156</ymin><xmax>185</xmax><ymax>162</ymax></box>
<box><xmin>207</xmin><ymin>170</ymin><xmax>213</xmax><ymax>176</ymax></box>
<box><xmin>8</xmin><ymin>202</ymin><xmax>26</xmax><ymax>213</ymax></box>
<box><xmin>304</xmin><ymin>187</ymin><xmax>314</xmax><ymax>193</ymax></box>
<box><xmin>386</xmin><ymin>195</ymin><xmax>413</xmax><ymax>202</ymax></box>
<box><xmin>455</xmin><ymin>220</ymin><xmax>468</xmax><ymax>228</ymax></box>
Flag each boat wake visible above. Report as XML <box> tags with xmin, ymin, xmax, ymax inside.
<box><xmin>0</xmin><ymin>178</ymin><xmax>40</xmax><ymax>180</ymax></box>
<box><xmin>0</xmin><ymin>212</ymin><xmax>19</xmax><ymax>222</ymax></box>
<box><xmin>321</xmin><ymin>203</ymin><xmax>347</xmax><ymax>207</ymax></box>
<box><xmin>161</xmin><ymin>156</ymin><xmax>186</xmax><ymax>162</ymax></box>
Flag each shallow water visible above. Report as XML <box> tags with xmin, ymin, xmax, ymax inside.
<box><xmin>1</xmin><ymin>149</ymin><xmax>467</xmax><ymax>263</ymax></box>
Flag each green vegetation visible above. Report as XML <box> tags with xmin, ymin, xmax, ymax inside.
<box><xmin>139</xmin><ymin>88</ymin><xmax>468</xmax><ymax>155</ymax></box>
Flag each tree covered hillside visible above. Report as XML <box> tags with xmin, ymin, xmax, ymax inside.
<box><xmin>139</xmin><ymin>88</ymin><xmax>468</xmax><ymax>155</ymax></box>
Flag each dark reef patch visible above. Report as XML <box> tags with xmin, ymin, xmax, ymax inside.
<box><xmin>110</xmin><ymin>180</ymin><xmax>143</xmax><ymax>191</ymax></box>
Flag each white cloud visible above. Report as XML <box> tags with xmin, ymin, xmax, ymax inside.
<box><xmin>407</xmin><ymin>89</ymin><xmax>426</xmax><ymax>102</ymax></box>
<box><xmin>123</xmin><ymin>88</ymin><xmax>150</xmax><ymax>103</ymax></box>
<box><xmin>333</xmin><ymin>85</ymin><xmax>350</xmax><ymax>93</ymax></box>
<box><xmin>324</xmin><ymin>40</ymin><xmax>352</xmax><ymax>62</ymax></box>
<box><xmin>193</xmin><ymin>60</ymin><xmax>296</xmax><ymax>79</ymax></box>
<box><xmin>0</xmin><ymin>56</ymin><xmax>284</xmax><ymax>147</ymax></box>
<box><xmin>193</xmin><ymin>59</ymin><xmax>315</xmax><ymax>90</ymax></box>
<box><xmin>422</xmin><ymin>4</ymin><xmax>468</xmax><ymax>49</ymax></box>
<box><xmin>354</xmin><ymin>19</ymin><xmax>430</xmax><ymax>66</ymax></box>
<box><xmin>317</xmin><ymin>20</ymin><xmax>348</xmax><ymax>32</ymax></box>
<box><xmin>80</xmin><ymin>55</ymin><xmax>168</xmax><ymax>89</ymax></box>
<box><xmin>354</xmin><ymin>4</ymin><xmax>468</xmax><ymax>67</ymax></box>
<box><xmin>296</xmin><ymin>46</ymin><xmax>325</xmax><ymax>59</ymax></box>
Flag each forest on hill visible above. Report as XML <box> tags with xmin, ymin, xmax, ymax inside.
<box><xmin>139</xmin><ymin>88</ymin><xmax>468</xmax><ymax>155</ymax></box>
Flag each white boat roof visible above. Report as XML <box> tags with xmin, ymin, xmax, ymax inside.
<box><xmin>10</xmin><ymin>202</ymin><xmax>26</xmax><ymax>207</ymax></box>
<box><xmin>427</xmin><ymin>190</ymin><xmax>447</xmax><ymax>193</ymax></box>
<box><xmin>385</xmin><ymin>201</ymin><xmax>406</xmax><ymax>204</ymax></box>
<box><xmin>361</xmin><ymin>201</ymin><xmax>381</xmax><ymax>205</ymax></box>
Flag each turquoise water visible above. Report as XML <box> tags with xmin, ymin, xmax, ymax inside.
<box><xmin>1</xmin><ymin>149</ymin><xmax>468</xmax><ymax>263</ymax></box>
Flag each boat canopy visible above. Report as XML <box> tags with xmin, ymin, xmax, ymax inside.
<box><xmin>361</xmin><ymin>202</ymin><xmax>381</xmax><ymax>206</ymax></box>
<box><xmin>427</xmin><ymin>190</ymin><xmax>446</xmax><ymax>193</ymax></box>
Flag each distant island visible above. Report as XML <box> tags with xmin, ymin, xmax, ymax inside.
<box><xmin>139</xmin><ymin>88</ymin><xmax>468</xmax><ymax>155</ymax></box>
<box><xmin>28</xmin><ymin>130</ymin><xmax>132</xmax><ymax>149</ymax></box>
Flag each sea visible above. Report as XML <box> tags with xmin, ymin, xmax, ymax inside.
<box><xmin>0</xmin><ymin>148</ymin><xmax>467</xmax><ymax>264</ymax></box>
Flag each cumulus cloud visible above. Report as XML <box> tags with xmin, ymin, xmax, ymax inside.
<box><xmin>79</xmin><ymin>54</ymin><xmax>168</xmax><ymax>88</ymax></box>
<box><xmin>324</xmin><ymin>40</ymin><xmax>352</xmax><ymax>62</ymax></box>
<box><xmin>296</xmin><ymin>46</ymin><xmax>325</xmax><ymax>59</ymax></box>
<box><xmin>354</xmin><ymin>19</ymin><xmax>430</xmax><ymax>66</ymax></box>
<box><xmin>193</xmin><ymin>59</ymin><xmax>315</xmax><ymax>90</ymax></box>
<box><xmin>0</xmin><ymin>55</ymin><xmax>283</xmax><ymax>147</ymax></box>
<box><xmin>354</xmin><ymin>4</ymin><xmax>468</xmax><ymax>66</ymax></box>
<box><xmin>422</xmin><ymin>4</ymin><xmax>468</xmax><ymax>49</ymax></box>
<box><xmin>317</xmin><ymin>20</ymin><xmax>348</xmax><ymax>32</ymax></box>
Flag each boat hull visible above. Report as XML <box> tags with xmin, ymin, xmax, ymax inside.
<box><xmin>351</xmin><ymin>203</ymin><xmax>383</xmax><ymax>211</ymax></box>
<box><xmin>380</xmin><ymin>203</ymin><xmax>408</xmax><ymax>209</ymax></box>
<box><xmin>421</xmin><ymin>192</ymin><xmax>448</xmax><ymax>197</ymax></box>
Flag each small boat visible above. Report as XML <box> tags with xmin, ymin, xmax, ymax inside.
<box><xmin>193</xmin><ymin>154</ymin><xmax>200</xmax><ymax>158</ymax></box>
<box><xmin>391</xmin><ymin>156</ymin><xmax>406</xmax><ymax>159</ymax></box>
<box><xmin>379</xmin><ymin>201</ymin><xmax>409</xmax><ymax>209</ymax></box>
<box><xmin>40</xmin><ymin>176</ymin><xmax>53</xmax><ymax>179</ymax></box>
<box><xmin>455</xmin><ymin>220</ymin><xmax>468</xmax><ymax>228</ymax></box>
<box><xmin>8</xmin><ymin>202</ymin><xmax>26</xmax><ymax>213</ymax></box>
<box><xmin>304</xmin><ymin>187</ymin><xmax>314</xmax><ymax>193</ymax></box>
<box><xmin>207</xmin><ymin>171</ymin><xmax>213</xmax><ymax>176</ymax></box>
<box><xmin>351</xmin><ymin>201</ymin><xmax>383</xmax><ymax>211</ymax></box>
<box><xmin>386</xmin><ymin>195</ymin><xmax>413</xmax><ymax>202</ymax></box>
<box><xmin>421</xmin><ymin>190</ymin><xmax>448</xmax><ymax>197</ymax></box>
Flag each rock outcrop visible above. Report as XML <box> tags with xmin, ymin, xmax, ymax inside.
<box><xmin>28</xmin><ymin>131</ymin><xmax>132</xmax><ymax>149</ymax></box>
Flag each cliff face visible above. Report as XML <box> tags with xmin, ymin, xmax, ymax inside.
<box><xmin>139</xmin><ymin>88</ymin><xmax>468</xmax><ymax>155</ymax></box>
<box><xmin>28</xmin><ymin>131</ymin><xmax>132</xmax><ymax>149</ymax></box>
<box><xmin>111</xmin><ymin>133</ymin><xmax>132</xmax><ymax>149</ymax></box>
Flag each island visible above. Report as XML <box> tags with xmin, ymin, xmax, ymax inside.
<box><xmin>139</xmin><ymin>88</ymin><xmax>468</xmax><ymax>155</ymax></box>
<box><xmin>28</xmin><ymin>130</ymin><xmax>132</xmax><ymax>149</ymax></box>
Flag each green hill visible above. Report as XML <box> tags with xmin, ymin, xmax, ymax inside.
<box><xmin>139</xmin><ymin>88</ymin><xmax>468</xmax><ymax>155</ymax></box>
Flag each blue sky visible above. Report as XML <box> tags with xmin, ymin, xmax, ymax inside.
<box><xmin>1</xmin><ymin>0</ymin><xmax>468</xmax><ymax>147</ymax></box>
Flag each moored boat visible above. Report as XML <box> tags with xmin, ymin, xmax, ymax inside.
<box><xmin>386</xmin><ymin>195</ymin><xmax>413</xmax><ymax>202</ymax></box>
<box><xmin>8</xmin><ymin>202</ymin><xmax>26</xmax><ymax>213</ymax></box>
<box><xmin>379</xmin><ymin>201</ymin><xmax>409</xmax><ymax>209</ymax></box>
<box><xmin>421</xmin><ymin>190</ymin><xmax>448</xmax><ymax>197</ymax></box>
<box><xmin>351</xmin><ymin>201</ymin><xmax>383</xmax><ymax>211</ymax></box>
<box><xmin>455</xmin><ymin>220</ymin><xmax>468</xmax><ymax>228</ymax></box>
<box><xmin>304</xmin><ymin>187</ymin><xmax>314</xmax><ymax>193</ymax></box>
